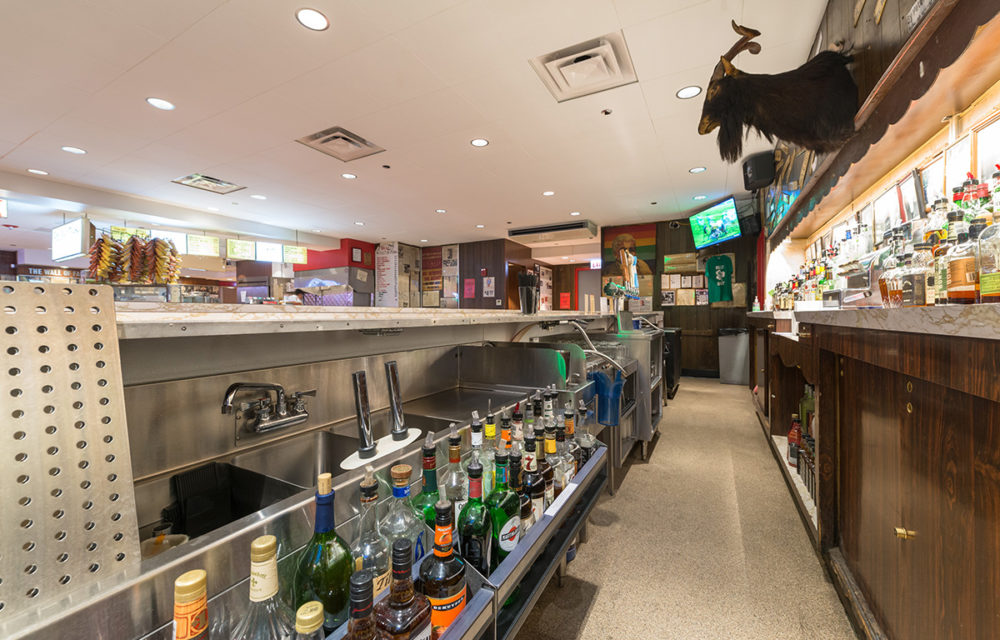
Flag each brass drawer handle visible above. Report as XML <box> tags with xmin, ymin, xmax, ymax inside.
<box><xmin>894</xmin><ymin>527</ymin><xmax>916</xmax><ymax>540</ymax></box>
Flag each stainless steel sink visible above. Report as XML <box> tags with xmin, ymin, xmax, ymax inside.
<box><xmin>232</xmin><ymin>429</ymin><xmax>358</xmax><ymax>489</ymax></box>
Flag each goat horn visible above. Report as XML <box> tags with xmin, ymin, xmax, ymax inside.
<box><xmin>722</xmin><ymin>20</ymin><xmax>761</xmax><ymax>61</ymax></box>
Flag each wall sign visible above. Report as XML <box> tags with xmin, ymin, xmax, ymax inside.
<box><xmin>255</xmin><ymin>241</ymin><xmax>283</xmax><ymax>263</ymax></box>
<box><xmin>226</xmin><ymin>238</ymin><xmax>255</xmax><ymax>260</ymax></box>
<box><xmin>283</xmin><ymin>245</ymin><xmax>308</xmax><ymax>264</ymax></box>
<box><xmin>51</xmin><ymin>218</ymin><xmax>94</xmax><ymax>262</ymax></box>
<box><xmin>187</xmin><ymin>235</ymin><xmax>220</xmax><ymax>257</ymax></box>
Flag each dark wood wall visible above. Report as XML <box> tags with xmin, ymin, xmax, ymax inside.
<box><xmin>458</xmin><ymin>239</ymin><xmax>506</xmax><ymax>309</ymax></box>
<box><xmin>655</xmin><ymin>221</ymin><xmax>758</xmax><ymax>376</ymax></box>
<box><xmin>0</xmin><ymin>250</ymin><xmax>15</xmax><ymax>276</ymax></box>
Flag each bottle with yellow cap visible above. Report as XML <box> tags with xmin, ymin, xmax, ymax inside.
<box><xmin>292</xmin><ymin>601</ymin><xmax>326</xmax><ymax>640</ymax></box>
<box><xmin>293</xmin><ymin>472</ymin><xmax>353</xmax><ymax>632</ymax></box>
<box><xmin>173</xmin><ymin>569</ymin><xmax>212</xmax><ymax>640</ymax></box>
<box><xmin>231</xmin><ymin>535</ymin><xmax>295</xmax><ymax>640</ymax></box>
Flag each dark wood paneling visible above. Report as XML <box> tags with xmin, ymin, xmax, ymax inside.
<box><xmin>973</xmin><ymin>395</ymin><xmax>1000</xmax><ymax>639</ymax></box>
<box><xmin>816</xmin><ymin>349</ymin><xmax>838</xmax><ymax>549</ymax></box>
<box><xmin>459</xmin><ymin>239</ymin><xmax>506</xmax><ymax>309</ymax></box>
<box><xmin>0</xmin><ymin>250</ymin><xmax>15</xmax><ymax>276</ymax></box>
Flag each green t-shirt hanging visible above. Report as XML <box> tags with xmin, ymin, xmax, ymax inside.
<box><xmin>706</xmin><ymin>255</ymin><xmax>733</xmax><ymax>303</ymax></box>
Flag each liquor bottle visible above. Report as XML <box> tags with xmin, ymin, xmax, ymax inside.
<box><xmin>486</xmin><ymin>449</ymin><xmax>520</xmax><ymax>570</ymax></box>
<box><xmin>352</xmin><ymin>466</ymin><xmax>391</xmax><ymax>595</ymax></box>
<box><xmin>500</xmin><ymin>413</ymin><xmax>513</xmax><ymax>451</ymax></box>
<box><xmin>293</xmin><ymin>473</ymin><xmax>353</xmax><ymax>632</ymax></box>
<box><xmin>562</xmin><ymin>407</ymin><xmax>581</xmax><ymax>476</ymax></box>
<box><xmin>979</xmin><ymin>216</ymin><xmax>1000</xmax><ymax>303</ymax></box>
<box><xmin>532</xmin><ymin>393</ymin><xmax>543</xmax><ymax>428</ymax></box>
<box><xmin>440</xmin><ymin>425</ymin><xmax>468</xmax><ymax>524</ymax></box>
<box><xmin>543</xmin><ymin>424</ymin><xmax>566</xmax><ymax>499</ymax></box>
<box><xmin>575</xmin><ymin>401</ymin><xmax>596</xmax><ymax>465</ymax></box>
<box><xmin>411</xmin><ymin>433</ymin><xmax>441</xmax><ymax>529</ymax></box>
<box><xmin>508</xmin><ymin>443</ymin><xmax>532</xmax><ymax>534</ymax></box>
<box><xmin>457</xmin><ymin>460</ymin><xmax>492</xmax><ymax>576</ymax></box>
<box><xmin>542</xmin><ymin>388</ymin><xmax>555</xmax><ymax>421</ymax></box>
<box><xmin>934</xmin><ymin>235</ymin><xmax>955</xmax><ymax>305</ymax></box>
<box><xmin>381</xmin><ymin>464</ymin><xmax>427</xmax><ymax>564</ymax></box>
<box><xmin>463</xmin><ymin>419</ymin><xmax>493</xmax><ymax>497</ymax></box>
<box><xmin>294</xmin><ymin>601</ymin><xmax>326</xmax><ymax>640</ymax></box>
<box><xmin>555</xmin><ymin>423</ymin><xmax>574</xmax><ymax>483</ymax></box>
<box><xmin>510</xmin><ymin>404</ymin><xmax>522</xmax><ymax>448</ymax></box>
<box><xmin>344</xmin><ymin>572</ymin><xmax>376</xmax><ymax>640</ymax></box>
<box><xmin>481</xmin><ymin>410</ymin><xmax>498</xmax><ymax>493</ymax></box>
<box><xmin>535</xmin><ymin>425</ymin><xmax>554</xmax><ymax>507</ymax></box>
<box><xmin>374</xmin><ymin>538</ymin><xmax>432</xmax><ymax>639</ymax></box>
<box><xmin>419</xmin><ymin>500</ymin><xmax>467</xmax><ymax>638</ymax></box>
<box><xmin>946</xmin><ymin>228</ymin><xmax>981</xmax><ymax>304</ymax></box>
<box><xmin>787</xmin><ymin>414</ymin><xmax>801</xmax><ymax>469</ymax></box>
<box><xmin>911</xmin><ymin>242</ymin><xmax>936</xmax><ymax>306</ymax></box>
<box><xmin>521</xmin><ymin>433</ymin><xmax>545</xmax><ymax>527</ymax></box>
<box><xmin>233</xmin><ymin>535</ymin><xmax>296</xmax><ymax>640</ymax></box>
<box><xmin>173</xmin><ymin>569</ymin><xmax>212</xmax><ymax>640</ymax></box>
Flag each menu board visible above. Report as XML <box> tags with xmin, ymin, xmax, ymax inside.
<box><xmin>255</xmin><ymin>241</ymin><xmax>283</xmax><ymax>262</ymax></box>
<box><xmin>187</xmin><ymin>235</ymin><xmax>220</xmax><ymax>257</ymax></box>
<box><xmin>152</xmin><ymin>230</ymin><xmax>187</xmax><ymax>254</ymax></box>
<box><xmin>283</xmin><ymin>245</ymin><xmax>308</xmax><ymax>264</ymax></box>
<box><xmin>226</xmin><ymin>238</ymin><xmax>255</xmax><ymax>260</ymax></box>
<box><xmin>52</xmin><ymin>218</ymin><xmax>93</xmax><ymax>261</ymax></box>
<box><xmin>421</xmin><ymin>246</ymin><xmax>442</xmax><ymax>291</ymax></box>
<box><xmin>110</xmin><ymin>225</ymin><xmax>150</xmax><ymax>243</ymax></box>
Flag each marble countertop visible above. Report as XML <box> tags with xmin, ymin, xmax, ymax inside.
<box><xmin>114</xmin><ymin>301</ymin><xmax>608</xmax><ymax>339</ymax></box>
<box><xmin>750</xmin><ymin>305</ymin><xmax>1000</xmax><ymax>341</ymax></box>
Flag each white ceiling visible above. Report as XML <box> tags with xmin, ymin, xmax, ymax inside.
<box><xmin>0</xmin><ymin>0</ymin><xmax>826</xmax><ymax>255</ymax></box>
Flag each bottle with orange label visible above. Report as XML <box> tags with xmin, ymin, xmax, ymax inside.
<box><xmin>172</xmin><ymin>569</ymin><xmax>212</xmax><ymax>640</ymax></box>
<box><xmin>419</xmin><ymin>500</ymin><xmax>467</xmax><ymax>639</ymax></box>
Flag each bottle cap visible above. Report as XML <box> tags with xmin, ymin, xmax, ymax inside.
<box><xmin>495</xmin><ymin>449</ymin><xmax>508</xmax><ymax>464</ymax></box>
<box><xmin>470</xmin><ymin>419</ymin><xmax>483</xmax><ymax>432</ymax></box>
<box><xmin>296</xmin><ymin>600</ymin><xmax>326</xmax><ymax>634</ymax></box>
<box><xmin>501</xmin><ymin>415</ymin><xmax>511</xmax><ymax>426</ymax></box>
<box><xmin>948</xmin><ymin>211</ymin><xmax>965</xmax><ymax>221</ymax></box>
<box><xmin>468</xmin><ymin>459</ymin><xmax>483</xmax><ymax>478</ymax></box>
<box><xmin>448</xmin><ymin>423</ymin><xmax>460</xmax><ymax>445</ymax></box>
<box><xmin>360</xmin><ymin>465</ymin><xmax>378</xmax><ymax>498</ymax></box>
<box><xmin>435</xmin><ymin>499</ymin><xmax>453</xmax><ymax>526</ymax></box>
<box><xmin>350</xmin><ymin>570</ymin><xmax>372</xmax><ymax>602</ymax></box>
<box><xmin>317</xmin><ymin>472</ymin><xmax>333</xmax><ymax>495</ymax></box>
<box><xmin>173</xmin><ymin>569</ymin><xmax>207</xmax><ymax>604</ymax></box>
<box><xmin>390</xmin><ymin>464</ymin><xmax>411</xmax><ymax>486</ymax></box>
<box><xmin>250</xmin><ymin>534</ymin><xmax>277</xmax><ymax>562</ymax></box>
<box><xmin>510</xmin><ymin>441</ymin><xmax>522</xmax><ymax>460</ymax></box>
<box><xmin>392</xmin><ymin>538</ymin><xmax>413</xmax><ymax>574</ymax></box>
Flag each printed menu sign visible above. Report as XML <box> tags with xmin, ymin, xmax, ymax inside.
<box><xmin>375</xmin><ymin>241</ymin><xmax>399</xmax><ymax>307</ymax></box>
<box><xmin>283</xmin><ymin>245</ymin><xmax>308</xmax><ymax>264</ymax></box>
<box><xmin>226</xmin><ymin>238</ymin><xmax>255</xmax><ymax>260</ymax></box>
<box><xmin>255</xmin><ymin>241</ymin><xmax>283</xmax><ymax>262</ymax></box>
<box><xmin>187</xmin><ymin>235</ymin><xmax>220</xmax><ymax>257</ymax></box>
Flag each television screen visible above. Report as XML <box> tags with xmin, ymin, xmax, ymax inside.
<box><xmin>690</xmin><ymin>198</ymin><xmax>741</xmax><ymax>249</ymax></box>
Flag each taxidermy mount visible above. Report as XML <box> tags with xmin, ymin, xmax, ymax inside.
<box><xmin>698</xmin><ymin>21</ymin><xmax>858</xmax><ymax>163</ymax></box>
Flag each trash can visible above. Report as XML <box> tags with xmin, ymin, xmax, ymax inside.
<box><xmin>588</xmin><ymin>369</ymin><xmax>624</xmax><ymax>426</ymax></box>
<box><xmin>662</xmin><ymin>328</ymin><xmax>681</xmax><ymax>399</ymax></box>
<box><xmin>718</xmin><ymin>328</ymin><xmax>749</xmax><ymax>385</ymax></box>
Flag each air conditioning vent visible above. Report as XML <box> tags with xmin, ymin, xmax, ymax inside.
<box><xmin>529</xmin><ymin>31</ymin><xmax>637</xmax><ymax>103</ymax></box>
<box><xmin>508</xmin><ymin>220</ymin><xmax>598</xmax><ymax>245</ymax></box>
<box><xmin>172</xmin><ymin>173</ymin><xmax>245</xmax><ymax>195</ymax></box>
<box><xmin>296</xmin><ymin>126</ymin><xmax>385</xmax><ymax>162</ymax></box>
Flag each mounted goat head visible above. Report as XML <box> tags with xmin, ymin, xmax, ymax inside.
<box><xmin>698</xmin><ymin>21</ymin><xmax>858</xmax><ymax>163</ymax></box>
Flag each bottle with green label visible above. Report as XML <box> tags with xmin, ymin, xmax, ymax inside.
<box><xmin>486</xmin><ymin>449</ymin><xmax>520</xmax><ymax>571</ymax></box>
<box><xmin>979</xmin><ymin>216</ymin><xmax>1000</xmax><ymax>303</ymax></box>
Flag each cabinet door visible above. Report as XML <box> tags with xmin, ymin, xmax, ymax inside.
<box><xmin>839</xmin><ymin>358</ymin><xmax>905</xmax><ymax>638</ymax></box>
<box><xmin>972</xmin><ymin>396</ymin><xmax>1000</xmax><ymax>640</ymax></box>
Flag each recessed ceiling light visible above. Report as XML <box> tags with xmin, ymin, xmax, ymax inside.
<box><xmin>355</xmin><ymin>221</ymin><xmax>365</xmax><ymax>226</ymax></box>
<box><xmin>543</xmin><ymin>191</ymin><xmax>555</xmax><ymax>196</ymax></box>
<box><xmin>207</xmin><ymin>206</ymin><xmax>219</xmax><ymax>211</ymax></box>
<box><xmin>311</xmin><ymin>229</ymin><xmax>321</xmax><ymax>233</ymax></box>
<box><xmin>475</xmin><ymin>224</ymin><xmax>485</xmax><ymax>228</ymax></box>
<box><xmin>61</xmin><ymin>146</ymin><xmax>86</xmax><ymax>155</ymax></box>
<box><xmin>250</xmin><ymin>194</ymin><xmax>267</xmax><ymax>200</ymax></box>
<box><xmin>342</xmin><ymin>173</ymin><xmax>357</xmax><ymax>179</ymax></box>
<box><xmin>689</xmin><ymin>166</ymin><xmax>707</xmax><ymax>174</ymax></box>
<box><xmin>562</xmin><ymin>256</ymin><xmax>569</xmax><ymax>260</ymax></box>
<box><xmin>676</xmin><ymin>85</ymin><xmax>702</xmax><ymax>99</ymax></box>
<box><xmin>27</xmin><ymin>169</ymin><xmax>48</xmax><ymax>175</ymax></box>
<box><xmin>146</xmin><ymin>97</ymin><xmax>175</xmax><ymax>111</ymax></box>
<box><xmin>435</xmin><ymin>209</ymin><xmax>446</xmax><ymax>214</ymax></box>
<box><xmin>420</xmin><ymin>239</ymin><xmax>428</xmax><ymax>243</ymax></box>
<box><xmin>470</xmin><ymin>138</ymin><xmax>489</xmax><ymax>147</ymax></box>
<box><xmin>693</xmin><ymin>195</ymin><xmax>708</xmax><ymax>200</ymax></box>
<box><xmin>295</xmin><ymin>8</ymin><xmax>329</xmax><ymax>31</ymax></box>
<box><xmin>570</xmin><ymin>211</ymin><xmax>581</xmax><ymax>216</ymax></box>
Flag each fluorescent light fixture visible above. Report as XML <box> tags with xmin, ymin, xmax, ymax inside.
<box><xmin>570</xmin><ymin>211</ymin><xmax>581</xmax><ymax>216</ymax></box>
<box><xmin>342</xmin><ymin>173</ymin><xmax>357</xmax><ymax>179</ymax></box>
<box><xmin>420</xmin><ymin>239</ymin><xmax>428</xmax><ymax>243</ymax></box>
<box><xmin>543</xmin><ymin>191</ymin><xmax>555</xmax><ymax>196</ymax></box>
<box><xmin>295</xmin><ymin>8</ymin><xmax>329</xmax><ymax>30</ymax></box>
<box><xmin>470</xmin><ymin>138</ymin><xmax>489</xmax><ymax>147</ymax></box>
<box><xmin>436</xmin><ymin>209</ymin><xmax>446</xmax><ymax>214</ymax></box>
<box><xmin>562</xmin><ymin>256</ymin><xmax>569</xmax><ymax>260</ymax></box>
<box><xmin>675</xmin><ymin>85</ymin><xmax>702</xmax><ymax>99</ymax></box>
<box><xmin>61</xmin><ymin>146</ymin><xmax>86</xmax><ymax>155</ymax></box>
<box><xmin>146</xmin><ymin>97</ymin><xmax>175</xmax><ymax>111</ymax></box>
<box><xmin>693</xmin><ymin>195</ymin><xmax>708</xmax><ymax>200</ymax></box>
<box><xmin>689</xmin><ymin>166</ymin><xmax>707</xmax><ymax>174</ymax></box>
<box><xmin>27</xmin><ymin>169</ymin><xmax>48</xmax><ymax>175</ymax></box>
<box><xmin>250</xmin><ymin>194</ymin><xmax>267</xmax><ymax>200</ymax></box>
<box><xmin>475</xmin><ymin>224</ymin><xmax>485</xmax><ymax>228</ymax></box>
<box><xmin>355</xmin><ymin>221</ymin><xmax>365</xmax><ymax>226</ymax></box>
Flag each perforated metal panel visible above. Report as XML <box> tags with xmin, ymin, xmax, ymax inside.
<box><xmin>1</xmin><ymin>282</ymin><xmax>139</xmax><ymax>623</ymax></box>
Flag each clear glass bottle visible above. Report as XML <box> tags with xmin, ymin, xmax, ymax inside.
<box><xmin>555</xmin><ymin>423</ymin><xmax>574</xmax><ymax>484</ymax></box>
<box><xmin>947</xmin><ymin>226</ymin><xmax>983</xmax><ymax>304</ymax></box>
<box><xmin>233</xmin><ymin>535</ymin><xmax>296</xmax><ymax>640</ymax></box>
<box><xmin>410</xmin><ymin>433</ymin><xmax>440</xmax><ymax>530</ymax></box>
<box><xmin>381</xmin><ymin>464</ymin><xmax>428</xmax><ymax>564</ymax></box>
<box><xmin>521</xmin><ymin>432</ymin><xmax>545</xmax><ymax>529</ymax></box>
<box><xmin>543</xmin><ymin>423</ymin><xmax>567</xmax><ymax>499</ymax></box>
<box><xmin>508</xmin><ymin>443</ymin><xmax>533</xmax><ymax>535</ymax></box>
<box><xmin>562</xmin><ymin>406</ymin><xmax>582</xmax><ymax>477</ymax></box>
<box><xmin>979</xmin><ymin>218</ymin><xmax>1000</xmax><ymax>303</ymax></box>
<box><xmin>934</xmin><ymin>237</ymin><xmax>955</xmax><ymax>304</ymax></box>
<box><xmin>575</xmin><ymin>401</ymin><xmax>596</xmax><ymax>465</ymax></box>
<box><xmin>292</xmin><ymin>474</ymin><xmax>353</xmax><ymax>632</ymax></box>
<box><xmin>440</xmin><ymin>424</ymin><xmax>468</xmax><ymax>523</ymax></box>
<box><xmin>535</xmin><ymin>425</ymin><xmax>554</xmax><ymax>507</ymax></box>
<box><xmin>486</xmin><ymin>450</ymin><xmax>521</xmax><ymax>571</ymax></box>
<box><xmin>457</xmin><ymin>459</ymin><xmax>492</xmax><ymax>576</ymax></box>
<box><xmin>878</xmin><ymin>253</ymin><xmax>899</xmax><ymax>308</ymax></box>
<box><xmin>374</xmin><ymin>539</ymin><xmax>432</xmax><ymax>639</ymax></box>
<box><xmin>345</xmin><ymin>572</ymin><xmax>376</xmax><ymax>640</ymax></box>
<box><xmin>293</xmin><ymin>601</ymin><xmax>326</xmax><ymax>640</ymax></box>
<box><xmin>419</xmin><ymin>501</ymin><xmax>467</xmax><ymax>636</ymax></box>
<box><xmin>351</xmin><ymin>466</ymin><xmax>391</xmax><ymax>596</ymax></box>
<box><xmin>481</xmin><ymin>409</ymin><xmax>498</xmax><ymax>494</ymax></box>
<box><xmin>909</xmin><ymin>243</ymin><xmax>935</xmax><ymax>307</ymax></box>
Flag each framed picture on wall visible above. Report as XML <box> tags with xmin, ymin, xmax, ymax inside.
<box><xmin>662</xmin><ymin>290</ymin><xmax>676</xmax><ymax>306</ymax></box>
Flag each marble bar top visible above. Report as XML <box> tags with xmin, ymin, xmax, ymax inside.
<box><xmin>748</xmin><ymin>305</ymin><xmax>1000</xmax><ymax>341</ymax></box>
<box><xmin>114</xmin><ymin>301</ymin><xmax>609</xmax><ymax>339</ymax></box>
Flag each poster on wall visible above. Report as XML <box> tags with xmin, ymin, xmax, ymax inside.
<box><xmin>421</xmin><ymin>246</ymin><xmax>443</xmax><ymax>292</ymax></box>
<box><xmin>463</xmin><ymin>278</ymin><xmax>476</xmax><ymax>298</ymax></box>
<box><xmin>559</xmin><ymin>292</ymin><xmax>571</xmax><ymax>309</ymax></box>
<box><xmin>442</xmin><ymin>244</ymin><xmax>459</xmax><ymax>276</ymax></box>
<box><xmin>482</xmin><ymin>276</ymin><xmax>495</xmax><ymax>297</ymax></box>
<box><xmin>695</xmin><ymin>289</ymin><xmax>709</xmax><ymax>305</ymax></box>
<box><xmin>668</xmin><ymin>274</ymin><xmax>682</xmax><ymax>289</ymax></box>
<box><xmin>601</xmin><ymin>223</ymin><xmax>656</xmax><ymax>278</ymax></box>
<box><xmin>661</xmin><ymin>290</ymin><xmax>676</xmax><ymax>306</ymax></box>
<box><xmin>676</xmin><ymin>289</ymin><xmax>695</xmax><ymax>306</ymax></box>
<box><xmin>538</xmin><ymin>265</ymin><xmax>553</xmax><ymax>311</ymax></box>
<box><xmin>375</xmin><ymin>241</ymin><xmax>399</xmax><ymax>307</ymax></box>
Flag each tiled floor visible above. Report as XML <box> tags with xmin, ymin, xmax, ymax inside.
<box><xmin>514</xmin><ymin>377</ymin><xmax>857</xmax><ymax>640</ymax></box>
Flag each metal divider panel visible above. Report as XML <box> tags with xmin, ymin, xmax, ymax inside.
<box><xmin>1</xmin><ymin>283</ymin><xmax>139</xmax><ymax>627</ymax></box>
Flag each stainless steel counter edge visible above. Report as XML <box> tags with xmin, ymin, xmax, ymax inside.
<box><xmin>749</xmin><ymin>305</ymin><xmax>1000</xmax><ymax>341</ymax></box>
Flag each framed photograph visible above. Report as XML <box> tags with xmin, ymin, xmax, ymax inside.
<box><xmin>681</xmin><ymin>275</ymin><xmax>692</xmax><ymax>289</ymax></box>
<box><xmin>352</xmin><ymin>247</ymin><xmax>362</xmax><ymax>262</ymax></box>
<box><xmin>662</xmin><ymin>290</ymin><xmax>676</xmax><ymax>306</ymax></box>
<box><xmin>695</xmin><ymin>289</ymin><xmax>709</xmax><ymax>305</ymax></box>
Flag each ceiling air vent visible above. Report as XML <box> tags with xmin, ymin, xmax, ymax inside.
<box><xmin>508</xmin><ymin>220</ymin><xmax>598</xmax><ymax>245</ymax></box>
<box><xmin>529</xmin><ymin>31</ymin><xmax>637</xmax><ymax>103</ymax></box>
<box><xmin>296</xmin><ymin>126</ymin><xmax>385</xmax><ymax>162</ymax></box>
<box><xmin>172</xmin><ymin>173</ymin><xmax>245</xmax><ymax>195</ymax></box>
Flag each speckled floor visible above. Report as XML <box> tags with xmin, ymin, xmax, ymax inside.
<box><xmin>514</xmin><ymin>377</ymin><xmax>858</xmax><ymax>640</ymax></box>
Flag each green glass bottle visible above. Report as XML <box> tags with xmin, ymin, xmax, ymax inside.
<box><xmin>410</xmin><ymin>432</ymin><xmax>440</xmax><ymax>528</ymax></box>
<box><xmin>293</xmin><ymin>472</ymin><xmax>354</xmax><ymax>631</ymax></box>
<box><xmin>457</xmin><ymin>459</ymin><xmax>492</xmax><ymax>576</ymax></box>
<box><xmin>485</xmin><ymin>450</ymin><xmax>520</xmax><ymax>572</ymax></box>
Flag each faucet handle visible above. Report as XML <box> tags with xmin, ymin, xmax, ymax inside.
<box><xmin>294</xmin><ymin>389</ymin><xmax>317</xmax><ymax>397</ymax></box>
<box><xmin>290</xmin><ymin>389</ymin><xmax>317</xmax><ymax>413</ymax></box>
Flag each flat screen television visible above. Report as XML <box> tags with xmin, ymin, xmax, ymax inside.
<box><xmin>689</xmin><ymin>197</ymin><xmax>741</xmax><ymax>249</ymax></box>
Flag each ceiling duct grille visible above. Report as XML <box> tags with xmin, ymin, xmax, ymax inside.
<box><xmin>529</xmin><ymin>31</ymin><xmax>637</xmax><ymax>103</ymax></box>
<box><xmin>171</xmin><ymin>173</ymin><xmax>245</xmax><ymax>195</ymax></box>
<box><xmin>296</xmin><ymin>126</ymin><xmax>385</xmax><ymax>162</ymax></box>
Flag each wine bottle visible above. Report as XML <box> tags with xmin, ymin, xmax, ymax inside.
<box><xmin>293</xmin><ymin>473</ymin><xmax>353</xmax><ymax>631</ymax></box>
<box><xmin>457</xmin><ymin>459</ymin><xmax>492</xmax><ymax>576</ymax></box>
<box><xmin>231</xmin><ymin>535</ymin><xmax>295</xmax><ymax>640</ymax></box>
<box><xmin>293</xmin><ymin>601</ymin><xmax>326</xmax><ymax>640</ymax></box>
<box><xmin>419</xmin><ymin>501</ymin><xmax>467</xmax><ymax>639</ymax></box>
<box><xmin>352</xmin><ymin>466</ymin><xmax>391</xmax><ymax>595</ymax></box>
<box><xmin>410</xmin><ymin>433</ymin><xmax>441</xmax><ymax>529</ymax></box>
<box><xmin>374</xmin><ymin>538</ymin><xmax>432</xmax><ymax>639</ymax></box>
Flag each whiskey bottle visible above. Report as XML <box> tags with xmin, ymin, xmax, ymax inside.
<box><xmin>457</xmin><ymin>459</ymin><xmax>492</xmax><ymax>576</ymax></box>
<box><xmin>543</xmin><ymin>424</ymin><xmax>566</xmax><ymax>499</ymax></box>
<box><xmin>345</xmin><ymin>571</ymin><xmax>376</xmax><ymax>640</ymax></box>
<box><xmin>562</xmin><ymin>407</ymin><xmax>581</xmax><ymax>476</ymax></box>
<box><xmin>173</xmin><ymin>569</ymin><xmax>211</xmax><ymax>640</ymax></box>
<box><xmin>233</xmin><ymin>535</ymin><xmax>296</xmax><ymax>640</ymax></box>
<box><xmin>486</xmin><ymin>449</ymin><xmax>520</xmax><ymax>570</ymax></box>
<box><xmin>536</xmin><ymin>425</ymin><xmax>555</xmax><ymax>507</ymax></box>
<box><xmin>521</xmin><ymin>434</ymin><xmax>545</xmax><ymax>528</ymax></box>
<box><xmin>419</xmin><ymin>500</ymin><xmax>467</xmax><ymax>638</ymax></box>
<box><xmin>293</xmin><ymin>473</ymin><xmax>353</xmax><ymax>631</ymax></box>
<box><xmin>509</xmin><ymin>443</ymin><xmax>533</xmax><ymax>534</ymax></box>
<box><xmin>381</xmin><ymin>465</ymin><xmax>427</xmax><ymax>564</ymax></box>
<box><xmin>294</xmin><ymin>601</ymin><xmax>326</xmax><ymax>640</ymax></box>
<box><xmin>410</xmin><ymin>433</ymin><xmax>441</xmax><ymax>529</ymax></box>
<box><xmin>351</xmin><ymin>466</ymin><xmax>391</xmax><ymax>595</ymax></box>
<box><xmin>947</xmin><ymin>229</ymin><xmax>981</xmax><ymax>304</ymax></box>
<box><xmin>440</xmin><ymin>424</ymin><xmax>468</xmax><ymax>523</ymax></box>
<box><xmin>374</xmin><ymin>538</ymin><xmax>432</xmax><ymax>639</ymax></box>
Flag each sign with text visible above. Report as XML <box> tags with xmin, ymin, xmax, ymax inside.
<box><xmin>226</xmin><ymin>238</ymin><xmax>255</xmax><ymax>260</ymax></box>
<box><xmin>187</xmin><ymin>235</ymin><xmax>220</xmax><ymax>257</ymax></box>
<box><xmin>283</xmin><ymin>245</ymin><xmax>308</xmax><ymax>264</ymax></box>
<box><xmin>421</xmin><ymin>246</ymin><xmax>442</xmax><ymax>292</ymax></box>
<box><xmin>152</xmin><ymin>230</ymin><xmax>187</xmax><ymax>254</ymax></box>
<box><xmin>109</xmin><ymin>225</ymin><xmax>151</xmax><ymax>243</ymax></box>
<box><xmin>255</xmin><ymin>241</ymin><xmax>283</xmax><ymax>263</ymax></box>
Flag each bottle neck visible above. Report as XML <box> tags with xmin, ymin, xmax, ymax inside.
<box><xmin>509</xmin><ymin>461</ymin><xmax>522</xmax><ymax>490</ymax></box>
<box><xmin>523</xmin><ymin>448</ymin><xmax>537</xmax><ymax>473</ymax></box>
<box><xmin>359</xmin><ymin>494</ymin><xmax>378</xmax><ymax>534</ymax></box>
<box><xmin>469</xmin><ymin>475</ymin><xmax>483</xmax><ymax>501</ymax></box>
<box><xmin>314</xmin><ymin>490</ymin><xmax>335</xmax><ymax>534</ymax></box>
<box><xmin>484</xmin><ymin>421</ymin><xmax>496</xmax><ymax>441</ymax></box>
<box><xmin>449</xmin><ymin>444</ymin><xmax>461</xmax><ymax>466</ymax></box>
<box><xmin>544</xmin><ymin>435</ymin><xmax>557</xmax><ymax>455</ymax></box>
<box><xmin>433</xmin><ymin>521</ymin><xmax>454</xmax><ymax>558</ymax></box>
<box><xmin>248</xmin><ymin>555</ymin><xmax>279</xmax><ymax>603</ymax></box>
<box><xmin>470</xmin><ymin>430</ymin><xmax>482</xmax><ymax>449</ymax></box>
<box><xmin>494</xmin><ymin>462</ymin><xmax>508</xmax><ymax>490</ymax></box>
<box><xmin>422</xmin><ymin>453</ymin><xmax>438</xmax><ymax>492</ymax></box>
<box><xmin>564</xmin><ymin>415</ymin><xmax>575</xmax><ymax>436</ymax></box>
<box><xmin>389</xmin><ymin>565</ymin><xmax>416</xmax><ymax>606</ymax></box>
<box><xmin>392</xmin><ymin>483</ymin><xmax>411</xmax><ymax>501</ymax></box>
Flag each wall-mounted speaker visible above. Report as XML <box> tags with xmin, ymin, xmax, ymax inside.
<box><xmin>738</xmin><ymin>200</ymin><xmax>762</xmax><ymax>236</ymax></box>
<box><xmin>743</xmin><ymin>151</ymin><xmax>775</xmax><ymax>191</ymax></box>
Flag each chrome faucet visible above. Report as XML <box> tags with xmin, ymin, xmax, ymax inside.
<box><xmin>352</xmin><ymin>371</ymin><xmax>377</xmax><ymax>458</ymax></box>
<box><xmin>222</xmin><ymin>382</ymin><xmax>315</xmax><ymax>433</ymax></box>
<box><xmin>384</xmin><ymin>360</ymin><xmax>408</xmax><ymax>441</ymax></box>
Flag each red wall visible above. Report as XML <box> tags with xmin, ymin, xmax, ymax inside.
<box><xmin>294</xmin><ymin>238</ymin><xmax>376</xmax><ymax>272</ymax></box>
